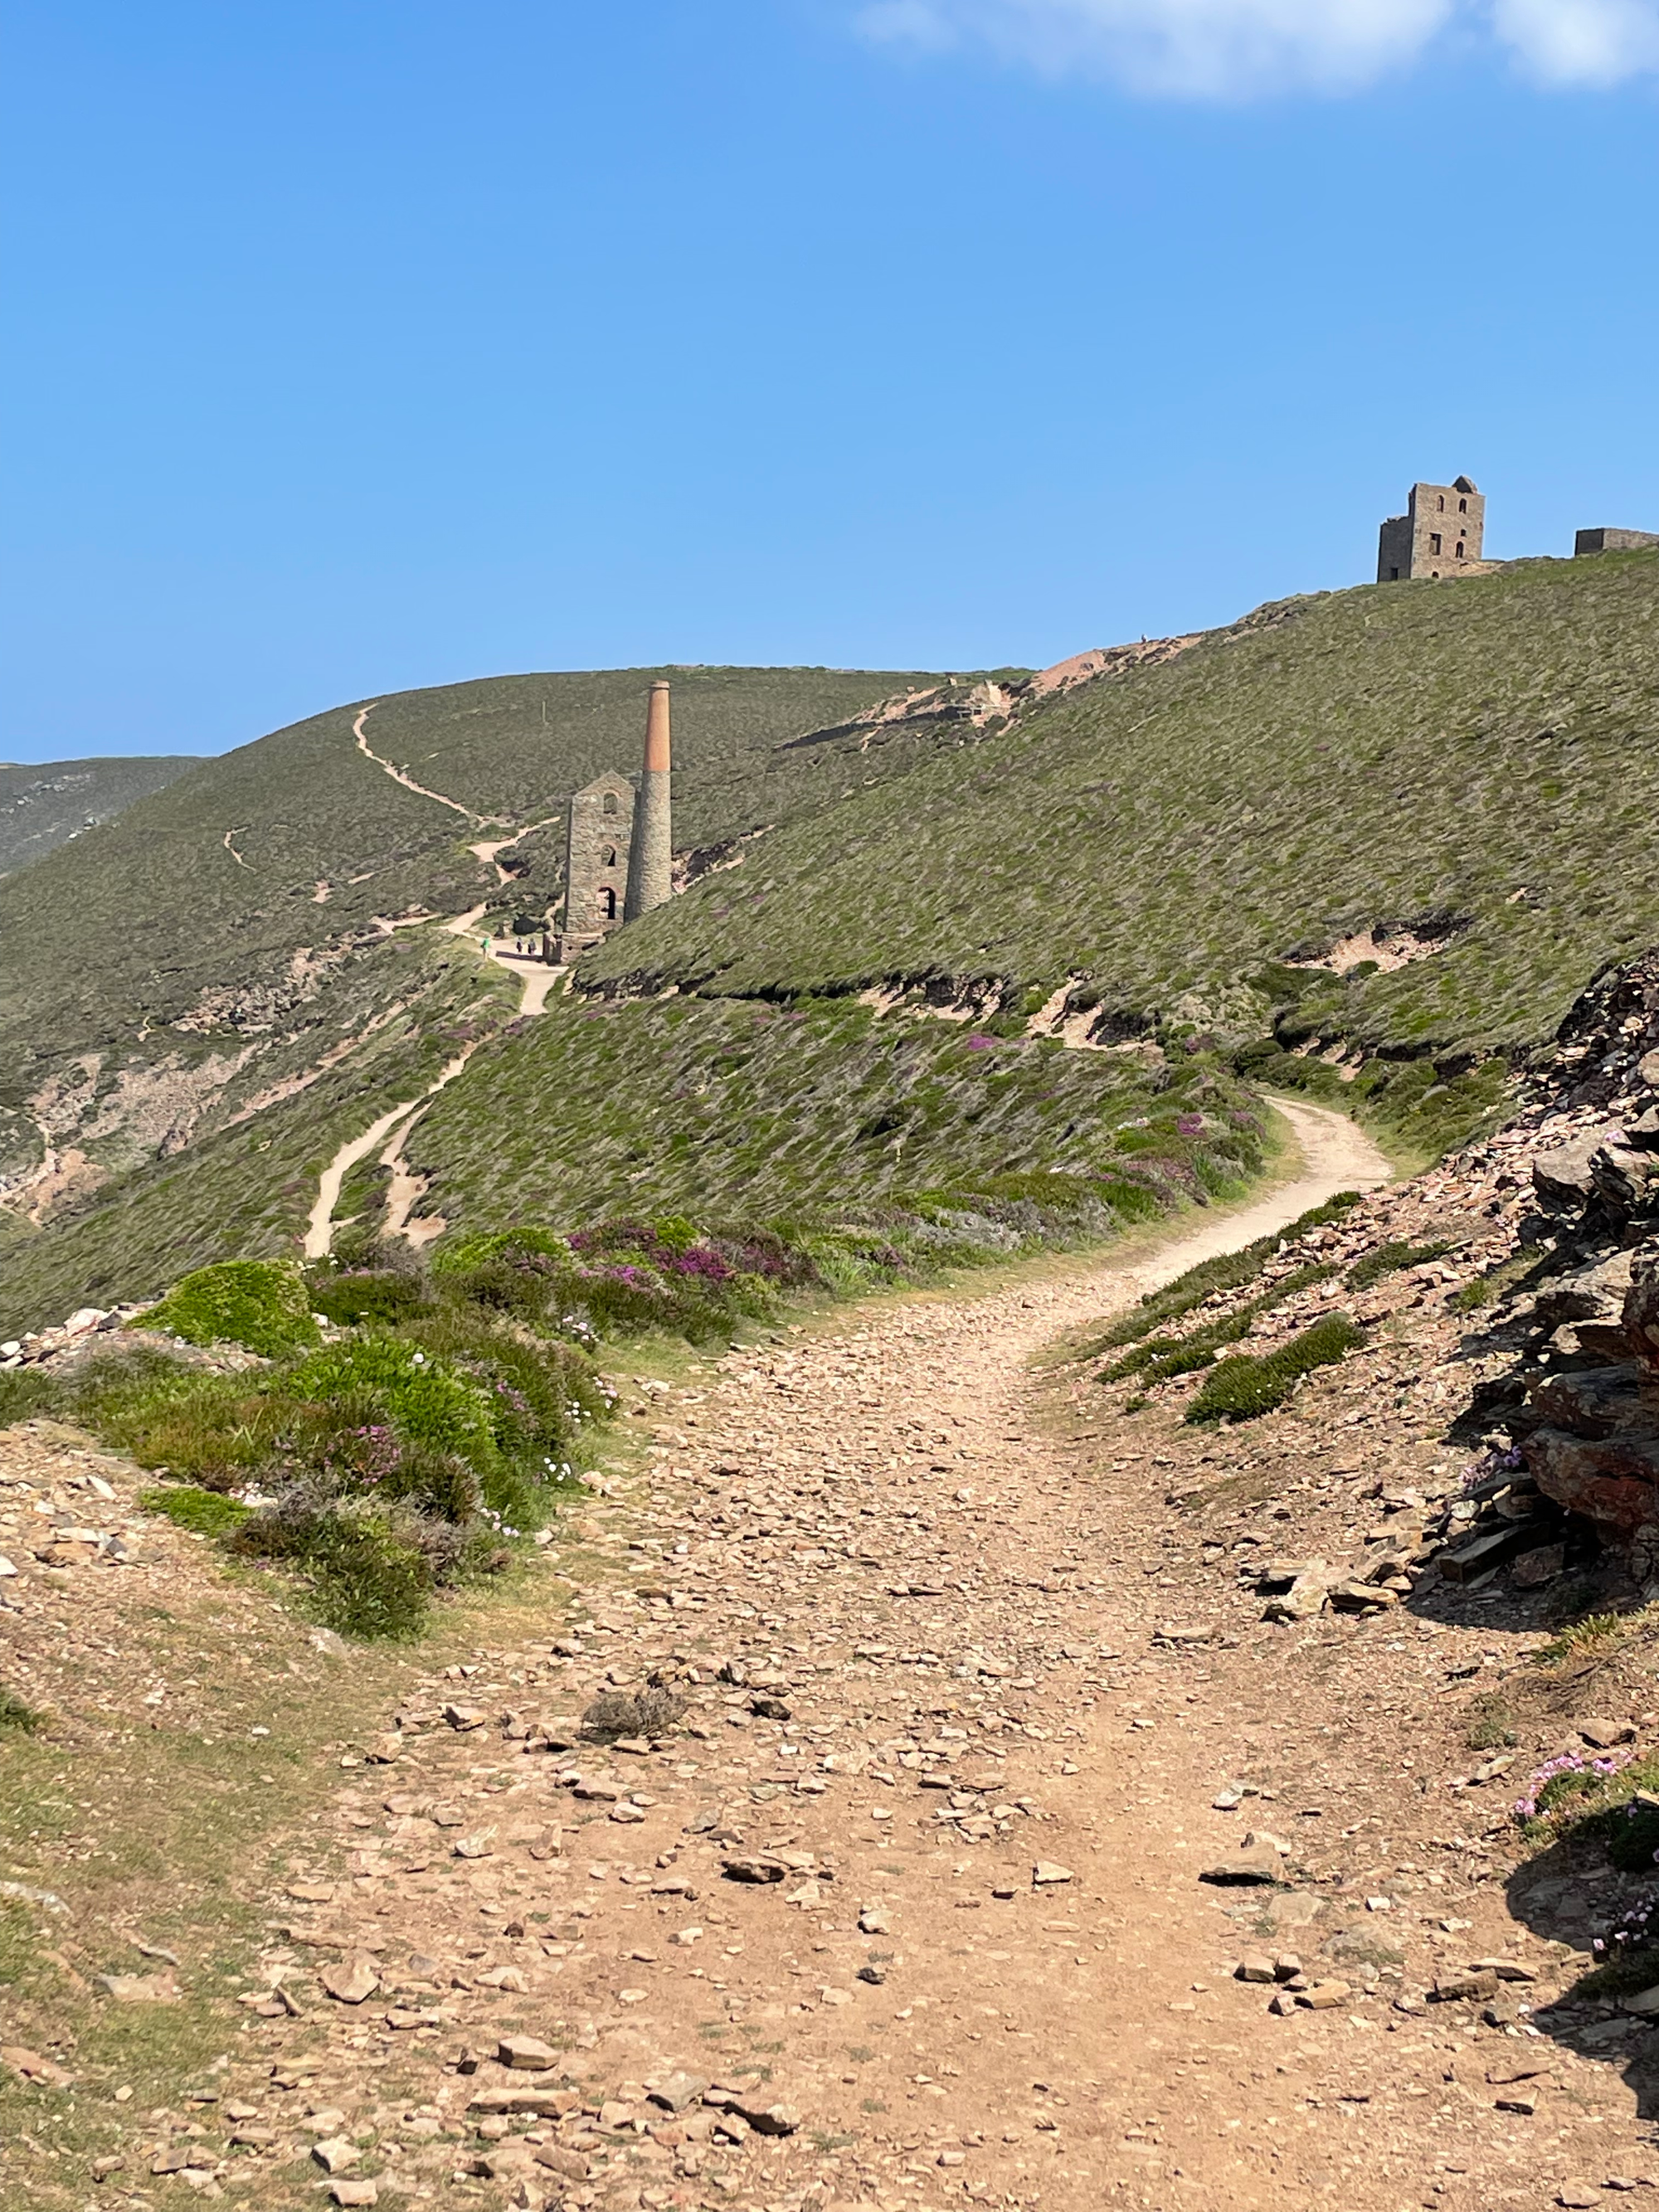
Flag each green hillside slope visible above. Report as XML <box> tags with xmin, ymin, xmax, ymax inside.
<box><xmin>0</xmin><ymin>754</ymin><xmax>199</xmax><ymax>878</ymax></box>
<box><xmin>0</xmin><ymin>664</ymin><xmax>948</xmax><ymax>1204</ymax></box>
<box><xmin>12</xmin><ymin>555</ymin><xmax>1659</xmax><ymax>1332</ymax></box>
<box><xmin>581</xmin><ymin>553</ymin><xmax>1659</xmax><ymax>1060</ymax></box>
<box><xmin>0</xmin><ymin>991</ymin><xmax>1266</xmax><ymax>1333</ymax></box>
<box><xmin>398</xmin><ymin>993</ymin><xmax>1257</xmax><ymax>1228</ymax></box>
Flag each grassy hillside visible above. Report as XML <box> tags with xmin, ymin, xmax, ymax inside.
<box><xmin>399</xmin><ymin>992</ymin><xmax>1258</xmax><ymax>1227</ymax></box>
<box><xmin>0</xmin><ymin>988</ymin><xmax>1263</xmax><ymax>1332</ymax></box>
<box><xmin>0</xmin><ymin>664</ymin><xmax>951</xmax><ymax>1205</ymax></box>
<box><xmin>0</xmin><ymin>754</ymin><xmax>199</xmax><ymax>878</ymax></box>
<box><xmin>13</xmin><ymin>555</ymin><xmax>1659</xmax><ymax>1329</ymax></box>
<box><xmin>581</xmin><ymin>554</ymin><xmax>1659</xmax><ymax>1061</ymax></box>
<box><xmin>0</xmin><ymin>940</ymin><xmax>510</xmax><ymax>1330</ymax></box>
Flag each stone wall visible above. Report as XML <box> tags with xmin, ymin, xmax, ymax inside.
<box><xmin>1576</xmin><ymin>527</ymin><xmax>1659</xmax><ymax>556</ymax></box>
<box><xmin>557</xmin><ymin>772</ymin><xmax>635</xmax><ymax>960</ymax></box>
<box><xmin>1376</xmin><ymin>513</ymin><xmax>1413</xmax><ymax>582</ymax></box>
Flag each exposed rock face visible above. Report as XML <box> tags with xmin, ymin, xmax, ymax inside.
<box><xmin>1472</xmin><ymin>950</ymin><xmax>1659</xmax><ymax>1549</ymax></box>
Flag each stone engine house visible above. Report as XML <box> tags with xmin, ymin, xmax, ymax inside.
<box><xmin>1377</xmin><ymin>476</ymin><xmax>1486</xmax><ymax>581</ymax></box>
<box><xmin>558</xmin><ymin>771</ymin><xmax>635</xmax><ymax>958</ymax></box>
<box><xmin>555</xmin><ymin>680</ymin><xmax>674</xmax><ymax>962</ymax></box>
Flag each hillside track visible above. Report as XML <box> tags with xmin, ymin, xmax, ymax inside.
<box><xmin>240</xmin><ymin>1106</ymin><xmax>1594</xmax><ymax>2212</ymax></box>
<box><xmin>353</xmin><ymin>703</ymin><xmax>509</xmax><ymax>831</ymax></box>
<box><xmin>302</xmin><ymin>1040</ymin><xmax>484</xmax><ymax>1259</ymax></box>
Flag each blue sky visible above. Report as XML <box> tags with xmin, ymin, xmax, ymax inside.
<box><xmin>3</xmin><ymin>0</ymin><xmax>1657</xmax><ymax>761</ymax></box>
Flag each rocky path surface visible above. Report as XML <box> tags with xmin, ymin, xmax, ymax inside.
<box><xmin>213</xmin><ymin>1104</ymin><xmax>1523</xmax><ymax>2212</ymax></box>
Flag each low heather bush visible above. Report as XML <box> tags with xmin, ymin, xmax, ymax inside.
<box><xmin>1185</xmin><ymin>1312</ymin><xmax>1365</xmax><ymax>1423</ymax></box>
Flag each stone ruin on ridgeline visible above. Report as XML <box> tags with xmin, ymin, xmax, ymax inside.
<box><xmin>555</xmin><ymin>680</ymin><xmax>674</xmax><ymax>963</ymax></box>
<box><xmin>1376</xmin><ymin>477</ymin><xmax>1658</xmax><ymax>584</ymax></box>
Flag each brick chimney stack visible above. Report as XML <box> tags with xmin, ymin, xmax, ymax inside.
<box><xmin>623</xmin><ymin>680</ymin><xmax>673</xmax><ymax>921</ymax></box>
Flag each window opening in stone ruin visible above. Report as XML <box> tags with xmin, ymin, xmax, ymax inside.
<box><xmin>1458</xmin><ymin>498</ymin><xmax>1468</xmax><ymax>513</ymax></box>
<box><xmin>1389</xmin><ymin>566</ymin><xmax>1399</xmax><ymax>580</ymax></box>
<box><xmin>1430</xmin><ymin>533</ymin><xmax>1443</xmax><ymax>555</ymax></box>
<box><xmin>598</xmin><ymin>886</ymin><xmax>616</xmax><ymax>921</ymax></box>
<box><xmin>603</xmin><ymin>792</ymin><xmax>619</xmax><ymax>815</ymax></box>
<box><xmin>601</xmin><ymin>846</ymin><xmax>616</xmax><ymax>867</ymax></box>
<box><xmin>1455</xmin><ymin>542</ymin><xmax>1465</xmax><ymax>559</ymax></box>
<box><xmin>1438</xmin><ymin>494</ymin><xmax>1446</xmax><ymax>510</ymax></box>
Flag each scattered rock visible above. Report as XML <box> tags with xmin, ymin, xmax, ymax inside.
<box><xmin>498</xmin><ymin>2035</ymin><xmax>558</xmax><ymax>2069</ymax></box>
<box><xmin>1199</xmin><ymin>1851</ymin><xmax>1282</xmax><ymax>1887</ymax></box>
<box><xmin>95</xmin><ymin>1971</ymin><xmax>178</xmax><ymax>2003</ymax></box>
<box><xmin>1580</xmin><ymin>1719</ymin><xmax>1637</xmax><ymax>1749</ymax></box>
<box><xmin>722</xmin><ymin>1855</ymin><xmax>786</xmax><ymax>1884</ymax></box>
<box><xmin>318</xmin><ymin>1957</ymin><xmax>380</xmax><ymax>2005</ymax></box>
<box><xmin>1432</xmin><ymin>1968</ymin><xmax>1501</xmax><ymax>2004</ymax></box>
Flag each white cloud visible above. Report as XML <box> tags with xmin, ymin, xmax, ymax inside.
<box><xmin>1493</xmin><ymin>0</ymin><xmax>1659</xmax><ymax>80</ymax></box>
<box><xmin>853</xmin><ymin>0</ymin><xmax>1659</xmax><ymax>94</ymax></box>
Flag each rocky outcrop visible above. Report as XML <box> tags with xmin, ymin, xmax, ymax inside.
<box><xmin>1467</xmin><ymin>950</ymin><xmax>1659</xmax><ymax>1552</ymax></box>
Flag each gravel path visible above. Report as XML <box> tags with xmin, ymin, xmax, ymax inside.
<box><xmin>240</xmin><ymin>1104</ymin><xmax>1426</xmax><ymax>2210</ymax></box>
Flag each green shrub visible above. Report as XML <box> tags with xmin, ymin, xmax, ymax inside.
<box><xmin>1450</xmin><ymin>1252</ymin><xmax>1537</xmax><ymax>1313</ymax></box>
<box><xmin>61</xmin><ymin>1354</ymin><xmax>292</xmax><ymax>1489</ymax></box>
<box><xmin>307</xmin><ymin>1270</ymin><xmax>431</xmax><ymax>1328</ymax></box>
<box><xmin>1345</xmin><ymin>1238</ymin><xmax>1453</xmax><ymax>1291</ymax></box>
<box><xmin>1088</xmin><ymin>1193</ymin><xmax>1362</xmax><ymax>1354</ymax></box>
<box><xmin>393</xmin><ymin>1310</ymin><xmax>607</xmax><ymax>1524</ymax></box>
<box><xmin>1605</xmin><ymin>1799</ymin><xmax>1659</xmax><ymax>1873</ymax></box>
<box><xmin>1100</xmin><ymin>1260</ymin><xmax>1336</xmax><ymax>1383</ymax></box>
<box><xmin>1464</xmin><ymin>1692</ymin><xmax>1517</xmax><ymax>1751</ymax></box>
<box><xmin>138</xmin><ymin>1484</ymin><xmax>254</xmax><ymax>1539</ymax></box>
<box><xmin>143</xmin><ymin>1259</ymin><xmax>319</xmax><ymax>1358</ymax></box>
<box><xmin>1185</xmin><ymin>1312</ymin><xmax>1365</xmax><ymax>1423</ymax></box>
<box><xmin>233</xmin><ymin>1499</ymin><xmax>433</xmax><ymax>1639</ymax></box>
<box><xmin>0</xmin><ymin>1690</ymin><xmax>42</xmax><ymax>1733</ymax></box>
<box><xmin>0</xmin><ymin>1368</ymin><xmax>61</xmax><ymax>1427</ymax></box>
<box><xmin>285</xmin><ymin>1337</ymin><xmax>499</xmax><ymax>1471</ymax></box>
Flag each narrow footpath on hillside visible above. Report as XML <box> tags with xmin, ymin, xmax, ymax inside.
<box><xmin>219</xmin><ymin>1100</ymin><xmax>1569</xmax><ymax>2212</ymax></box>
<box><xmin>303</xmin><ymin>936</ymin><xmax>562</xmax><ymax>1256</ymax></box>
<box><xmin>353</xmin><ymin>707</ymin><xmax>507</xmax><ymax>832</ymax></box>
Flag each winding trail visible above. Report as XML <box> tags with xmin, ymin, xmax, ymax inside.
<box><xmin>487</xmin><ymin>941</ymin><xmax>566</xmax><ymax>1014</ymax></box>
<box><xmin>301</xmin><ymin>1042</ymin><xmax>484</xmax><ymax>1260</ymax></box>
<box><xmin>259</xmin><ymin>1099</ymin><xmax>1420</xmax><ymax>2212</ymax></box>
<box><xmin>472</xmin><ymin>813</ymin><xmax>564</xmax><ymax>884</ymax></box>
<box><xmin>302</xmin><ymin>926</ymin><xmax>565</xmax><ymax>1252</ymax></box>
<box><xmin>353</xmin><ymin>703</ymin><xmax>508</xmax><ymax>831</ymax></box>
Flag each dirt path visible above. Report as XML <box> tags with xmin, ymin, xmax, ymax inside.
<box><xmin>302</xmin><ymin>1043</ymin><xmax>484</xmax><ymax>1260</ymax></box>
<box><xmin>353</xmin><ymin>704</ymin><xmax>508</xmax><ymax>831</ymax></box>
<box><xmin>474</xmin><ymin>815</ymin><xmax>564</xmax><ymax>886</ymax></box>
<box><xmin>302</xmin><ymin>930</ymin><xmax>563</xmax><ymax>1252</ymax></box>
<box><xmin>240</xmin><ymin>1103</ymin><xmax>1551</xmax><ymax>2212</ymax></box>
<box><xmin>489</xmin><ymin>941</ymin><xmax>566</xmax><ymax>1014</ymax></box>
